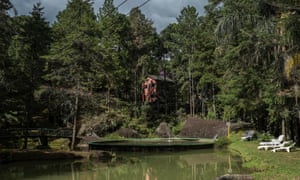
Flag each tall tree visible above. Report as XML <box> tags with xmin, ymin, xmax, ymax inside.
<box><xmin>0</xmin><ymin>0</ymin><xmax>13</xmax><ymax>127</ymax></box>
<box><xmin>7</xmin><ymin>2</ymin><xmax>51</xmax><ymax>148</ymax></box>
<box><xmin>128</xmin><ymin>7</ymin><xmax>161</xmax><ymax>111</ymax></box>
<box><xmin>214</xmin><ymin>0</ymin><xmax>282</xmax><ymax>128</ymax></box>
<box><xmin>94</xmin><ymin>0</ymin><xmax>132</xmax><ymax>111</ymax></box>
<box><xmin>275</xmin><ymin>1</ymin><xmax>300</xmax><ymax>143</ymax></box>
<box><xmin>161</xmin><ymin>6</ymin><xmax>201</xmax><ymax>116</ymax></box>
<box><xmin>0</xmin><ymin>0</ymin><xmax>12</xmax><ymax>62</ymax></box>
<box><xmin>44</xmin><ymin>0</ymin><xmax>96</xmax><ymax>150</ymax></box>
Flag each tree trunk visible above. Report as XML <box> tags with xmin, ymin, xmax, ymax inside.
<box><xmin>71</xmin><ymin>82</ymin><xmax>79</xmax><ymax>151</ymax></box>
<box><xmin>212</xmin><ymin>83</ymin><xmax>216</xmax><ymax>117</ymax></box>
<box><xmin>296</xmin><ymin>84</ymin><xmax>299</xmax><ymax>145</ymax></box>
<box><xmin>134</xmin><ymin>71</ymin><xmax>138</xmax><ymax>117</ymax></box>
<box><xmin>107</xmin><ymin>88</ymin><xmax>110</xmax><ymax>112</ymax></box>
<box><xmin>282</xmin><ymin>118</ymin><xmax>286</xmax><ymax>141</ymax></box>
<box><xmin>192</xmin><ymin>78</ymin><xmax>195</xmax><ymax>116</ymax></box>
<box><xmin>22</xmin><ymin>88</ymin><xmax>34</xmax><ymax>150</ymax></box>
<box><xmin>189</xmin><ymin>57</ymin><xmax>194</xmax><ymax>116</ymax></box>
<box><xmin>39</xmin><ymin>136</ymin><xmax>48</xmax><ymax>147</ymax></box>
<box><xmin>22</xmin><ymin>136</ymin><xmax>28</xmax><ymax>149</ymax></box>
<box><xmin>297</xmin><ymin>119</ymin><xmax>300</xmax><ymax>145</ymax></box>
<box><xmin>134</xmin><ymin>71</ymin><xmax>137</xmax><ymax>105</ymax></box>
<box><xmin>295</xmin><ymin>84</ymin><xmax>299</xmax><ymax>106</ymax></box>
<box><xmin>297</xmin><ymin>110</ymin><xmax>300</xmax><ymax>145</ymax></box>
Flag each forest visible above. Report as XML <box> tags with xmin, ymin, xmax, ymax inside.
<box><xmin>1</xmin><ymin>0</ymin><xmax>300</xmax><ymax>147</ymax></box>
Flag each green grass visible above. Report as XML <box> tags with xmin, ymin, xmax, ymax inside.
<box><xmin>49</xmin><ymin>138</ymin><xmax>70</xmax><ymax>150</ymax></box>
<box><xmin>229</xmin><ymin>133</ymin><xmax>300</xmax><ymax>179</ymax></box>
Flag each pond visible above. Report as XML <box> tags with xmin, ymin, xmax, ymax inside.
<box><xmin>0</xmin><ymin>150</ymin><xmax>251</xmax><ymax>180</ymax></box>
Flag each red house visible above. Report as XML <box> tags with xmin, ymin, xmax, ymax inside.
<box><xmin>142</xmin><ymin>75</ymin><xmax>174</xmax><ymax>103</ymax></box>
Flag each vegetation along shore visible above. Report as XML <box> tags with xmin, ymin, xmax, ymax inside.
<box><xmin>229</xmin><ymin>133</ymin><xmax>300</xmax><ymax>180</ymax></box>
<box><xmin>1</xmin><ymin>0</ymin><xmax>300</xmax><ymax>179</ymax></box>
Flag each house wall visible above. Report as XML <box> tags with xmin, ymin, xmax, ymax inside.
<box><xmin>142</xmin><ymin>76</ymin><xmax>177</xmax><ymax>114</ymax></box>
<box><xmin>142</xmin><ymin>77</ymin><xmax>157</xmax><ymax>102</ymax></box>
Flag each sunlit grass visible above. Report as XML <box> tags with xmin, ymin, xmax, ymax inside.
<box><xmin>49</xmin><ymin>138</ymin><xmax>70</xmax><ymax>150</ymax></box>
<box><xmin>229</xmin><ymin>133</ymin><xmax>300</xmax><ymax>179</ymax></box>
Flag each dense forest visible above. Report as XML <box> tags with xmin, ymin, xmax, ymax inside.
<box><xmin>1</xmin><ymin>0</ymin><xmax>300</xmax><ymax>146</ymax></box>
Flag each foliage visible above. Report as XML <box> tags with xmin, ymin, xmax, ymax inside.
<box><xmin>104</xmin><ymin>133</ymin><xmax>124</xmax><ymax>140</ymax></box>
<box><xmin>229</xmin><ymin>133</ymin><xmax>300</xmax><ymax>179</ymax></box>
<box><xmin>258</xmin><ymin>132</ymin><xmax>275</xmax><ymax>142</ymax></box>
<box><xmin>2</xmin><ymin>0</ymin><xmax>300</xmax><ymax>149</ymax></box>
<box><xmin>128</xmin><ymin>7</ymin><xmax>162</xmax><ymax>113</ymax></box>
<box><xmin>171</xmin><ymin>119</ymin><xmax>185</xmax><ymax>136</ymax></box>
<box><xmin>284</xmin><ymin>53</ymin><xmax>300</xmax><ymax>81</ymax></box>
<box><xmin>0</xmin><ymin>0</ymin><xmax>14</xmax><ymax>127</ymax></box>
<box><xmin>1</xmin><ymin>2</ymin><xmax>51</xmax><ymax>136</ymax></box>
<box><xmin>49</xmin><ymin>138</ymin><xmax>70</xmax><ymax>150</ymax></box>
<box><xmin>89</xmin><ymin>111</ymin><xmax>125</xmax><ymax>137</ymax></box>
<box><xmin>43</xmin><ymin>0</ymin><xmax>97</xmax><ymax>150</ymax></box>
<box><xmin>214</xmin><ymin>136</ymin><xmax>231</xmax><ymax>149</ymax></box>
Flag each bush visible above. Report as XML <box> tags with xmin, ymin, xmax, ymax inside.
<box><xmin>104</xmin><ymin>133</ymin><xmax>124</xmax><ymax>140</ymax></box>
<box><xmin>259</xmin><ymin>132</ymin><xmax>273</xmax><ymax>141</ymax></box>
<box><xmin>49</xmin><ymin>138</ymin><xmax>70</xmax><ymax>150</ymax></box>
<box><xmin>172</xmin><ymin>120</ymin><xmax>185</xmax><ymax>135</ymax></box>
<box><xmin>215</xmin><ymin>137</ymin><xmax>231</xmax><ymax>148</ymax></box>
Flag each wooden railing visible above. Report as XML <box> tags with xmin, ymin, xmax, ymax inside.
<box><xmin>0</xmin><ymin>128</ymin><xmax>73</xmax><ymax>138</ymax></box>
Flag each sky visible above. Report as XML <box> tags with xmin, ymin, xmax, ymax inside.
<box><xmin>10</xmin><ymin>0</ymin><xmax>208</xmax><ymax>32</ymax></box>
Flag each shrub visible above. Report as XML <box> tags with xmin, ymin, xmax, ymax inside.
<box><xmin>172</xmin><ymin>120</ymin><xmax>185</xmax><ymax>135</ymax></box>
<box><xmin>215</xmin><ymin>137</ymin><xmax>231</xmax><ymax>148</ymax></box>
<box><xmin>104</xmin><ymin>133</ymin><xmax>124</xmax><ymax>140</ymax></box>
<box><xmin>259</xmin><ymin>132</ymin><xmax>273</xmax><ymax>141</ymax></box>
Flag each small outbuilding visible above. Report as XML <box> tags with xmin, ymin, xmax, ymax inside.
<box><xmin>142</xmin><ymin>74</ymin><xmax>174</xmax><ymax>103</ymax></box>
<box><xmin>142</xmin><ymin>74</ymin><xmax>176</xmax><ymax>113</ymax></box>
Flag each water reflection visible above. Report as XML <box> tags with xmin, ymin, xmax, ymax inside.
<box><xmin>0</xmin><ymin>150</ymin><xmax>250</xmax><ymax>180</ymax></box>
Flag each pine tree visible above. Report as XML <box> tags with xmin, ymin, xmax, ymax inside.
<box><xmin>0</xmin><ymin>0</ymin><xmax>13</xmax><ymax>127</ymax></box>
<box><xmin>161</xmin><ymin>6</ymin><xmax>200</xmax><ymax>116</ymax></box>
<box><xmin>6</xmin><ymin>2</ymin><xmax>51</xmax><ymax>148</ymax></box>
<box><xmin>128</xmin><ymin>7</ymin><xmax>161</xmax><ymax>109</ymax></box>
<box><xmin>44</xmin><ymin>0</ymin><xmax>96</xmax><ymax>150</ymax></box>
<box><xmin>0</xmin><ymin>0</ymin><xmax>12</xmax><ymax>63</ymax></box>
<box><xmin>94</xmin><ymin>0</ymin><xmax>132</xmax><ymax>111</ymax></box>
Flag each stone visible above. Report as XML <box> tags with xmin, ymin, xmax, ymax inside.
<box><xmin>88</xmin><ymin>151</ymin><xmax>114</xmax><ymax>161</ymax></box>
<box><xmin>179</xmin><ymin>118</ymin><xmax>227</xmax><ymax>138</ymax></box>
<box><xmin>155</xmin><ymin>122</ymin><xmax>172</xmax><ymax>138</ymax></box>
<box><xmin>216</xmin><ymin>174</ymin><xmax>253</xmax><ymax>180</ymax></box>
<box><xmin>116</xmin><ymin>128</ymin><xmax>140</xmax><ymax>138</ymax></box>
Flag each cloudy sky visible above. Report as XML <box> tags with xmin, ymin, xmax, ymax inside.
<box><xmin>10</xmin><ymin>0</ymin><xmax>208</xmax><ymax>32</ymax></box>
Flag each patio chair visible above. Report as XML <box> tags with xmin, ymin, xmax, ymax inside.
<box><xmin>257</xmin><ymin>141</ymin><xmax>289</xmax><ymax>151</ymax></box>
<box><xmin>271</xmin><ymin>142</ymin><xmax>296</xmax><ymax>152</ymax></box>
<box><xmin>259</xmin><ymin>135</ymin><xmax>284</xmax><ymax>146</ymax></box>
<box><xmin>241</xmin><ymin>130</ymin><xmax>257</xmax><ymax>141</ymax></box>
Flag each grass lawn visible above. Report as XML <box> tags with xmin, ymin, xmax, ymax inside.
<box><xmin>229</xmin><ymin>133</ymin><xmax>300</xmax><ymax>179</ymax></box>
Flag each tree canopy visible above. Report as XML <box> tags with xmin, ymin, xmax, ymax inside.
<box><xmin>1</xmin><ymin>0</ymin><xmax>300</xmax><ymax>146</ymax></box>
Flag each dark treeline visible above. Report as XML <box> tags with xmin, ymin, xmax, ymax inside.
<box><xmin>1</xmin><ymin>0</ymin><xmax>300</xmax><ymax>146</ymax></box>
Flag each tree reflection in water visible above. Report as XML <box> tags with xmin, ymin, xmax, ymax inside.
<box><xmin>0</xmin><ymin>150</ymin><xmax>251</xmax><ymax>180</ymax></box>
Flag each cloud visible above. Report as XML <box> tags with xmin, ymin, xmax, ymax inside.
<box><xmin>10</xmin><ymin>0</ymin><xmax>208</xmax><ymax>32</ymax></box>
<box><xmin>140</xmin><ymin>0</ymin><xmax>208</xmax><ymax>32</ymax></box>
<box><xmin>11</xmin><ymin>0</ymin><xmax>67</xmax><ymax>22</ymax></box>
<box><xmin>41</xmin><ymin>0</ymin><xmax>68</xmax><ymax>22</ymax></box>
<box><xmin>10</xmin><ymin>0</ymin><xmax>37</xmax><ymax>15</ymax></box>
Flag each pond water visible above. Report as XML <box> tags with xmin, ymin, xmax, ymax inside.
<box><xmin>0</xmin><ymin>150</ymin><xmax>251</xmax><ymax>180</ymax></box>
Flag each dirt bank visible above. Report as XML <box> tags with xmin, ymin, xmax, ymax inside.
<box><xmin>0</xmin><ymin>150</ymin><xmax>89</xmax><ymax>164</ymax></box>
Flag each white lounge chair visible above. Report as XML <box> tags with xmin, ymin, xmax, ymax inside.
<box><xmin>259</xmin><ymin>135</ymin><xmax>284</xmax><ymax>146</ymax></box>
<box><xmin>257</xmin><ymin>141</ymin><xmax>289</xmax><ymax>151</ymax></box>
<box><xmin>241</xmin><ymin>130</ymin><xmax>257</xmax><ymax>141</ymax></box>
<box><xmin>271</xmin><ymin>142</ymin><xmax>296</xmax><ymax>152</ymax></box>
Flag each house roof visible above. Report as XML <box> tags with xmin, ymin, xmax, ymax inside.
<box><xmin>147</xmin><ymin>75</ymin><xmax>174</xmax><ymax>82</ymax></box>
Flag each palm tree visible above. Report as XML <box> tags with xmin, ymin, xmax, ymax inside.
<box><xmin>284</xmin><ymin>53</ymin><xmax>300</xmax><ymax>143</ymax></box>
